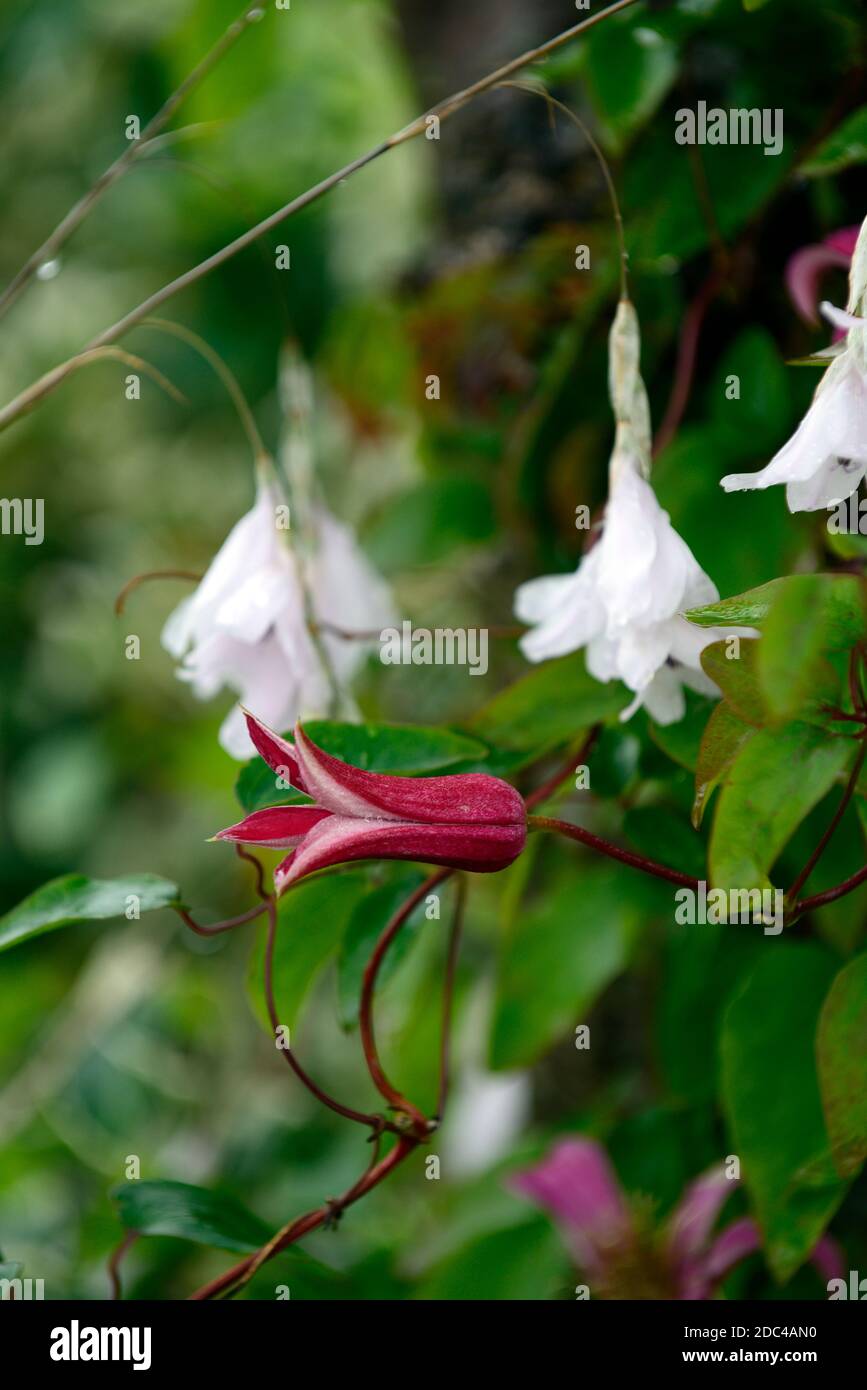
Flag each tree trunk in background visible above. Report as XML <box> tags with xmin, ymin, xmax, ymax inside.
<box><xmin>394</xmin><ymin>0</ymin><xmax>603</xmax><ymax>248</ymax></box>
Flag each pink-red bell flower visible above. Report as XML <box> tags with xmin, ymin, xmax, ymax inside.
<box><xmin>511</xmin><ymin>1138</ymin><xmax>844</xmax><ymax>1300</ymax></box>
<box><xmin>214</xmin><ymin>711</ymin><xmax>527</xmax><ymax>894</ymax></box>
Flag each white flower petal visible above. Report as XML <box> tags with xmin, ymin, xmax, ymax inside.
<box><xmin>641</xmin><ymin>665</ymin><xmax>687</xmax><ymax>725</ymax></box>
<box><xmin>786</xmin><ymin>456</ymin><xmax>867</xmax><ymax>511</ymax></box>
<box><xmin>721</xmin><ymin>353</ymin><xmax>867</xmax><ymax>510</ymax></box>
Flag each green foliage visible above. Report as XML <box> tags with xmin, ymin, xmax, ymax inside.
<box><xmin>722</xmin><ymin>948</ymin><xmax>847</xmax><ymax>1281</ymax></box>
<box><xmin>247</xmin><ymin>871</ymin><xmax>369</xmax><ymax>1033</ymax></box>
<box><xmin>687</xmin><ymin>575</ymin><xmax>867</xmax><ymax>649</ymax></box>
<box><xmin>709</xmin><ymin>723</ymin><xmax>853</xmax><ymax>893</ymax></box>
<box><xmin>111</xmin><ymin>1180</ymin><xmax>271</xmax><ymax>1253</ymax></box>
<box><xmin>802</xmin><ymin>106</ymin><xmax>867</xmax><ymax>177</ymax></box>
<box><xmin>3</xmin><ymin>0</ymin><xmax>865</xmax><ymax>1305</ymax></box>
<box><xmin>817</xmin><ymin>954</ymin><xmax>867</xmax><ymax>1179</ymax></box>
<box><xmin>468</xmin><ymin>653</ymin><xmax>628</xmax><ymax>759</ymax></box>
<box><xmin>692</xmin><ymin>702</ymin><xmax>754</xmax><ymax>828</ymax></box>
<box><xmin>0</xmin><ymin>874</ymin><xmax>180</xmax><ymax>953</ymax></box>
<box><xmin>337</xmin><ymin>869</ymin><xmax>428</xmax><ymax>1029</ymax></box>
<box><xmin>489</xmin><ymin>859</ymin><xmax>655</xmax><ymax>1070</ymax></box>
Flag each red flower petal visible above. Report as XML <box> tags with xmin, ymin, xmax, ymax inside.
<box><xmin>293</xmin><ymin>723</ymin><xmax>526</xmax><ymax>826</ymax></box>
<box><xmin>275</xmin><ymin>815</ymin><xmax>526</xmax><ymax>892</ymax></box>
<box><xmin>243</xmin><ymin>710</ymin><xmax>304</xmax><ymax>790</ymax></box>
<box><xmin>214</xmin><ymin>804</ymin><xmax>331</xmax><ymax>849</ymax></box>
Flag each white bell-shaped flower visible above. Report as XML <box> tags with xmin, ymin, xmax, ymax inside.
<box><xmin>515</xmin><ymin>300</ymin><xmax>741</xmax><ymax>725</ymax></box>
<box><xmin>163</xmin><ymin>469</ymin><xmax>394</xmax><ymax>758</ymax></box>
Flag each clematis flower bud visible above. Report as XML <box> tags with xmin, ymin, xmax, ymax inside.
<box><xmin>214</xmin><ymin>712</ymin><xmax>527</xmax><ymax>893</ymax></box>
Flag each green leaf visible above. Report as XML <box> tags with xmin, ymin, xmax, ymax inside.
<box><xmin>0</xmin><ymin>1261</ymin><xmax>24</xmax><ymax>1281</ymax></box>
<box><xmin>625</xmin><ymin>121</ymin><xmax>794</xmax><ymax>265</ymax></box>
<box><xmin>687</xmin><ymin>574</ymin><xmax>867</xmax><ymax>649</ymax></box>
<box><xmin>248</xmin><ymin>871</ymin><xmax>369</xmax><ymax>1033</ymax></box>
<box><xmin>235</xmin><ymin>721</ymin><xmax>489</xmax><ymax>813</ymax></box>
<box><xmin>469</xmin><ymin>653</ymin><xmax>627</xmax><ymax>758</ymax></box>
<box><xmin>111</xmin><ymin>1180</ymin><xmax>271</xmax><ymax>1253</ymax></box>
<box><xmin>709</xmin><ymin>722</ymin><xmax>853</xmax><ymax>892</ymax></box>
<box><xmin>489</xmin><ymin>862</ymin><xmax>650</xmax><ymax>1069</ymax></box>
<box><xmin>234</xmin><ymin>762</ymin><xmax>311</xmax><ymax>816</ymax></box>
<box><xmin>0</xmin><ymin>874</ymin><xmax>180</xmax><ymax>953</ymax></box>
<box><xmin>756</xmin><ymin>574</ymin><xmax>851</xmax><ymax>723</ymax></box>
<box><xmin>302</xmin><ymin>720</ymin><xmax>488</xmax><ymax>773</ymax></box>
<box><xmin>817</xmin><ymin>953</ymin><xmax>867</xmax><ymax>1179</ymax></box>
<box><xmin>802</xmin><ymin>106</ymin><xmax>867</xmax><ymax>177</ymax></box>
<box><xmin>721</xmin><ymin>946</ymin><xmax>847</xmax><ymax>1281</ymax></box>
<box><xmin>337</xmin><ymin>870</ymin><xmax>428</xmax><ymax>1029</ymax></box>
<box><xmin>700</xmin><ymin>638</ymin><xmax>766</xmax><ymax>727</ymax></box>
<box><xmin>657</xmin><ymin>925</ymin><xmax>764</xmax><ymax>1104</ymax></box>
<box><xmin>693</xmin><ymin>702</ymin><xmax>755</xmax><ymax>828</ymax></box>
<box><xmin>582</xmin><ymin>19</ymin><xmax>679</xmax><ymax>152</ymax></box>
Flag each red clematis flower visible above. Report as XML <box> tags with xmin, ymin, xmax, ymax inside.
<box><xmin>214</xmin><ymin>711</ymin><xmax>527</xmax><ymax>894</ymax></box>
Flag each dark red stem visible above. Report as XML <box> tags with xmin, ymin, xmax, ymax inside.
<box><xmin>358</xmin><ymin>869</ymin><xmax>451</xmax><ymax>1134</ymax></box>
<box><xmin>188</xmin><ymin>1136</ymin><xmax>417</xmax><ymax>1300</ymax></box>
<box><xmin>262</xmin><ymin>892</ymin><xmax>385</xmax><ymax>1130</ymax></box>
<box><xmin>528</xmin><ymin>814</ymin><xmax>699</xmax><ymax>889</ymax></box>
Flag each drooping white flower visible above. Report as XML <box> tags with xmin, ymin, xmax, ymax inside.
<box><xmin>515</xmin><ymin>300</ymin><xmax>741</xmax><ymax>725</ymax></box>
<box><xmin>721</xmin><ymin>213</ymin><xmax>867</xmax><ymax>512</ymax></box>
<box><xmin>163</xmin><ymin>478</ymin><xmax>394</xmax><ymax>760</ymax></box>
<box><xmin>516</xmin><ymin>456</ymin><xmax>734</xmax><ymax>724</ymax></box>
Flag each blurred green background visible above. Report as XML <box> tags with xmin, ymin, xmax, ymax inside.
<box><xmin>1</xmin><ymin>0</ymin><xmax>866</xmax><ymax>1299</ymax></box>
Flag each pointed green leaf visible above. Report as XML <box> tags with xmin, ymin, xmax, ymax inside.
<box><xmin>687</xmin><ymin>574</ymin><xmax>867</xmax><ymax>650</ymax></box>
<box><xmin>111</xmin><ymin>1180</ymin><xmax>271</xmax><ymax>1253</ymax></box>
<box><xmin>693</xmin><ymin>702</ymin><xmax>755</xmax><ymax>828</ymax></box>
<box><xmin>700</xmin><ymin>638</ymin><xmax>766</xmax><ymax>726</ymax></box>
<box><xmin>802</xmin><ymin>105</ymin><xmax>867</xmax><ymax>178</ymax></box>
<box><xmin>721</xmin><ymin>946</ymin><xmax>847</xmax><ymax>1281</ymax></box>
<box><xmin>756</xmin><ymin>574</ymin><xmax>851</xmax><ymax>723</ymax></box>
<box><xmin>0</xmin><ymin>874</ymin><xmax>180</xmax><ymax>953</ymax></box>
<box><xmin>710</xmin><ymin>722</ymin><xmax>853</xmax><ymax>892</ymax></box>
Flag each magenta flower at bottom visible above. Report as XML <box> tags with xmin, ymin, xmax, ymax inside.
<box><xmin>214</xmin><ymin>711</ymin><xmax>527</xmax><ymax>894</ymax></box>
<box><xmin>511</xmin><ymin>1138</ymin><xmax>843</xmax><ymax>1300</ymax></box>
